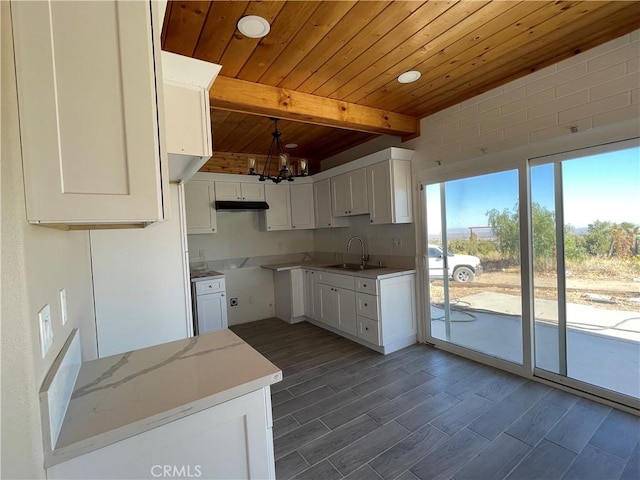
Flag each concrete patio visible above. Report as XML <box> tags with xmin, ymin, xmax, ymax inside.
<box><xmin>430</xmin><ymin>292</ymin><xmax>640</xmax><ymax>399</ymax></box>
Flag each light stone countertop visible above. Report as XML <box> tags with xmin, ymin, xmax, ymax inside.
<box><xmin>190</xmin><ymin>269</ymin><xmax>225</xmax><ymax>282</ymax></box>
<box><xmin>261</xmin><ymin>261</ymin><xmax>416</xmax><ymax>280</ymax></box>
<box><xmin>48</xmin><ymin>329</ymin><xmax>281</xmax><ymax>467</ymax></box>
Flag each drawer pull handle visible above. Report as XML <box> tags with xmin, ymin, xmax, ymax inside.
<box><xmin>364</xmin><ymin>303</ymin><xmax>368</xmax><ymax>307</ymax></box>
<box><xmin>365</xmin><ymin>327</ymin><xmax>369</xmax><ymax>331</ymax></box>
<box><xmin>363</xmin><ymin>284</ymin><xmax>367</xmax><ymax>287</ymax></box>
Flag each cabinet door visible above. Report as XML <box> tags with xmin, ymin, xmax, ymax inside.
<box><xmin>331</xmin><ymin>173</ymin><xmax>352</xmax><ymax>217</ymax></box>
<box><xmin>303</xmin><ymin>270</ymin><xmax>318</xmax><ymax>319</ymax></box>
<box><xmin>263</xmin><ymin>184</ymin><xmax>292</xmax><ymax>231</ymax></box>
<box><xmin>318</xmin><ymin>284</ymin><xmax>338</xmax><ymax>327</ymax></box>
<box><xmin>240</xmin><ymin>183</ymin><xmax>265</xmax><ymax>201</ymax></box>
<box><xmin>336</xmin><ymin>287</ymin><xmax>357</xmax><ymax>336</ymax></box>
<box><xmin>391</xmin><ymin>159</ymin><xmax>413</xmax><ymax>224</ymax></box>
<box><xmin>215</xmin><ymin>182</ymin><xmax>242</xmax><ymax>201</ymax></box>
<box><xmin>290</xmin><ymin>184</ymin><xmax>315</xmax><ymax>230</ymax></box>
<box><xmin>314</xmin><ymin>178</ymin><xmax>332</xmax><ymax>227</ymax></box>
<box><xmin>196</xmin><ymin>292</ymin><xmax>228</xmax><ymax>334</ymax></box>
<box><xmin>164</xmin><ymin>83</ymin><xmax>208</xmax><ymax>157</ymax></box>
<box><xmin>367</xmin><ymin>161</ymin><xmax>393</xmax><ymax>225</ymax></box>
<box><xmin>185</xmin><ymin>180</ymin><xmax>216</xmax><ymax>234</ymax></box>
<box><xmin>12</xmin><ymin>0</ymin><xmax>167</xmax><ymax>224</ymax></box>
<box><xmin>349</xmin><ymin>168</ymin><xmax>369</xmax><ymax>215</ymax></box>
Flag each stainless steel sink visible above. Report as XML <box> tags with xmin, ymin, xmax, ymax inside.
<box><xmin>326</xmin><ymin>263</ymin><xmax>383</xmax><ymax>271</ymax></box>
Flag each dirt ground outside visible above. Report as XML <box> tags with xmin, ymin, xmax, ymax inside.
<box><xmin>430</xmin><ymin>269</ymin><xmax>640</xmax><ymax>312</ymax></box>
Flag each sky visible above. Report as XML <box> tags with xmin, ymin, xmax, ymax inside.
<box><xmin>426</xmin><ymin>145</ymin><xmax>640</xmax><ymax>235</ymax></box>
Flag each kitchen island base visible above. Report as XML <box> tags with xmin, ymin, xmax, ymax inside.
<box><xmin>48</xmin><ymin>387</ymin><xmax>275</xmax><ymax>479</ymax></box>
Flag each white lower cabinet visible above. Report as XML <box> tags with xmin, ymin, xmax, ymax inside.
<box><xmin>357</xmin><ymin>316</ymin><xmax>380</xmax><ymax>345</ymax></box>
<box><xmin>318</xmin><ymin>284</ymin><xmax>338</xmax><ymax>328</ymax></box>
<box><xmin>47</xmin><ymin>387</ymin><xmax>275</xmax><ymax>480</ymax></box>
<box><xmin>274</xmin><ymin>269</ymin><xmax>305</xmax><ymax>323</ymax></box>
<box><xmin>312</xmin><ymin>269</ymin><xmax>416</xmax><ymax>354</ymax></box>
<box><xmin>336</xmin><ymin>287</ymin><xmax>357</xmax><ymax>336</ymax></box>
<box><xmin>196</xmin><ymin>292</ymin><xmax>226</xmax><ymax>333</ymax></box>
<box><xmin>193</xmin><ymin>278</ymin><xmax>228</xmax><ymax>334</ymax></box>
<box><xmin>303</xmin><ymin>269</ymin><xmax>318</xmax><ymax>320</ymax></box>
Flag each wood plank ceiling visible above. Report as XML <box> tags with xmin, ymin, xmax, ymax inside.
<box><xmin>162</xmin><ymin>1</ymin><xmax>640</xmax><ymax>174</ymax></box>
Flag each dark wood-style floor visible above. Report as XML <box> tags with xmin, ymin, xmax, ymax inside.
<box><xmin>230</xmin><ymin>319</ymin><xmax>640</xmax><ymax>480</ymax></box>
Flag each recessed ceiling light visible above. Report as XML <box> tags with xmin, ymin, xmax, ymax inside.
<box><xmin>397</xmin><ymin>70</ymin><xmax>421</xmax><ymax>84</ymax></box>
<box><xmin>285</xmin><ymin>143</ymin><xmax>298</xmax><ymax>149</ymax></box>
<box><xmin>237</xmin><ymin>15</ymin><xmax>270</xmax><ymax>38</ymax></box>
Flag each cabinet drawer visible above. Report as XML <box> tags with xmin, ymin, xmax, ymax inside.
<box><xmin>355</xmin><ymin>277</ymin><xmax>377</xmax><ymax>295</ymax></box>
<box><xmin>357</xmin><ymin>316</ymin><xmax>380</xmax><ymax>346</ymax></box>
<box><xmin>318</xmin><ymin>271</ymin><xmax>355</xmax><ymax>290</ymax></box>
<box><xmin>356</xmin><ymin>293</ymin><xmax>378</xmax><ymax>321</ymax></box>
<box><xmin>195</xmin><ymin>278</ymin><xmax>225</xmax><ymax>295</ymax></box>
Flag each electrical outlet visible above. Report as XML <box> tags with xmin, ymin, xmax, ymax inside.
<box><xmin>59</xmin><ymin>288</ymin><xmax>67</xmax><ymax>325</ymax></box>
<box><xmin>230</xmin><ymin>297</ymin><xmax>238</xmax><ymax>307</ymax></box>
<box><xmin>38</xmin><ymin>304</ymin><xmax>53</xmax><ymax>358</ymax></box>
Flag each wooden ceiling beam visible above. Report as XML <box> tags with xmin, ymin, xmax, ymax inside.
<box><xmin>209</xmin><ymin>76</ymin><xmax>419</xmax><ymax>137</ymax></box>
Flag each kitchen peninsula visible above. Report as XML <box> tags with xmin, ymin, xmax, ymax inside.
<box><xmin>263</xmin><ymin>262</ymin><xmax>417</xmax><ymax>354</ymax></box>
<box><xmin>43</xmin><ymin>329</ymin><xmax>281</xmax><ymax>479</ymax></box>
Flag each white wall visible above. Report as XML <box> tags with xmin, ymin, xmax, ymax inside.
<box><xmin>313</xmin><ymin>216</ymin><xmax>415</xmax><ymax>266</ymax></box>
<box><xmin>188</xmin><ymin>211</ymin><xmax>314</xmax><ymax>325</ymax></box>
<box><xmin>404</xmin><ymin>30</ymin><xmax>640</xmax><ymax>171</ymax></box>
<box><xmin>1</xmin><ymin>4</ymin><xmax>98</xmax><ymax>477</ymax></box>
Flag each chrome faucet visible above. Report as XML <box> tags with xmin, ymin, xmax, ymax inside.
<box><xmin>347</xmin><ymin>236</ymin><xmax>369</xmax><ymax>268</ymax></box>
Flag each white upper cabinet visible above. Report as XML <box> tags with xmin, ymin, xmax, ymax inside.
<box><xmin>367</xmin><ymin>159</ymin><xmax>413</xmax><ymax>225</ymax></box>
<box><xmin>241</xmin><ymin>183</ymin><xmax>266</xmax><ymax>202</ymax></box>
<box><xmin>260</xmin><ymin>184</ymin><xmax>292</xmax><ymax>231</ymax></box>
<box><xmin>162</xmin><ymin>52</ymin><xmax>221</xmax><ymax>183</ymax></box>
<box><xmin>215</xmin><ymin>182</ymin><xmax>242</xmax><ymax>201</ymax></box>
<box><xmin>11</xmin><ymin>1</ymin><xmax>168</xmax><ymax>226</ymax></box>
<box><xmin>290</xmin><ymin>183</ymin><xmax>315</xmax><ymax>230</ymax></box>
<box><xmin>215</xmin><ymin>182</ymin><xmax>265</xmax><ymax>201</ymax></box>
<box><xmin>184</xmin><ymin>180</ymin><xmax>217</xmax><ymax>234</ymax></box>
<box><xmin>314</xmin><ymin>178</ymin><xmax>348</xmax><ymax>229</ymax></box>
<box><xmin>331</xmin><ymin>168</ymin><xmax>368</xmax><ymax>217</ymax></box>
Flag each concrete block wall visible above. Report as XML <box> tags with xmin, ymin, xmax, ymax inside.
<box><xmin>405</xmin><ymin>30</ymin><xmax>640</xmax><ymax>170</ymax></box>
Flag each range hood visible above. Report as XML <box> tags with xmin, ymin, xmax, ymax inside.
<box><xmin>215</xmin><ymin>201</ymin><xmax>269</xmax><ymax>211</ymax></box>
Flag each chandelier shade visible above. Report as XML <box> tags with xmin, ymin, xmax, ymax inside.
<box><xmin>248</xmin><ymin>118</ymin><xmax>307</xmax><ymax>183</ymax></box>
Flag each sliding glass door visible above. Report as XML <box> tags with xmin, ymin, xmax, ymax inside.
<box><xmin>424</xmin><ymin>170</ymin><xmax>523</xmax><ymax>365</ymax></box>
<box><xmin>422</xmin><ymin>138</ymin><xmax>639</xmax><ymax>405</ymax></box>
<box><xmin>531</xmin><ymin>141</ymin><xmax>640</xmax><ymax>400</ymax></box>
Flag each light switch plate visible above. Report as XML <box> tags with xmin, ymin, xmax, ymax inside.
<box><xmin>59</xmin><ymin>289</ymin><xmax>67</xmax><ymax>325</ymax></box>
<box><xmin>38</xmin><ymin>304</ymin><xmax>53</xmax><ymax>358</ymax></box>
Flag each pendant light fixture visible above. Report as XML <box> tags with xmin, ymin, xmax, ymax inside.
<box><xmin>250</xmin><ymin>118</ymin><xmax>308</xmax><ymax>184</ymax></box>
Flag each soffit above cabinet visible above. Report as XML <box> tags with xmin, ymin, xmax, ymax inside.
<box><xmin>161</xmin><ymin>0</ymin><xmax>640</xmax><ymax>165</ymax></box>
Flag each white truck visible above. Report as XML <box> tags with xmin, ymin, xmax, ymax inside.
<box><xmin>427</xmin><ymin>244</ymin><xmax>483</xmax><ymax>283</ymax></box>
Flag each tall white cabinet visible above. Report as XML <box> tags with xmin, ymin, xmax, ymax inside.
<box><xmin>11</xmin><ymin>0</ymin><xmax>168</xmax><ymax>226</ymax></box>
<box><xmin>91</xmin><ymin>185</ymin><xmax>192</xmax><ymax>358</ymax></box>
